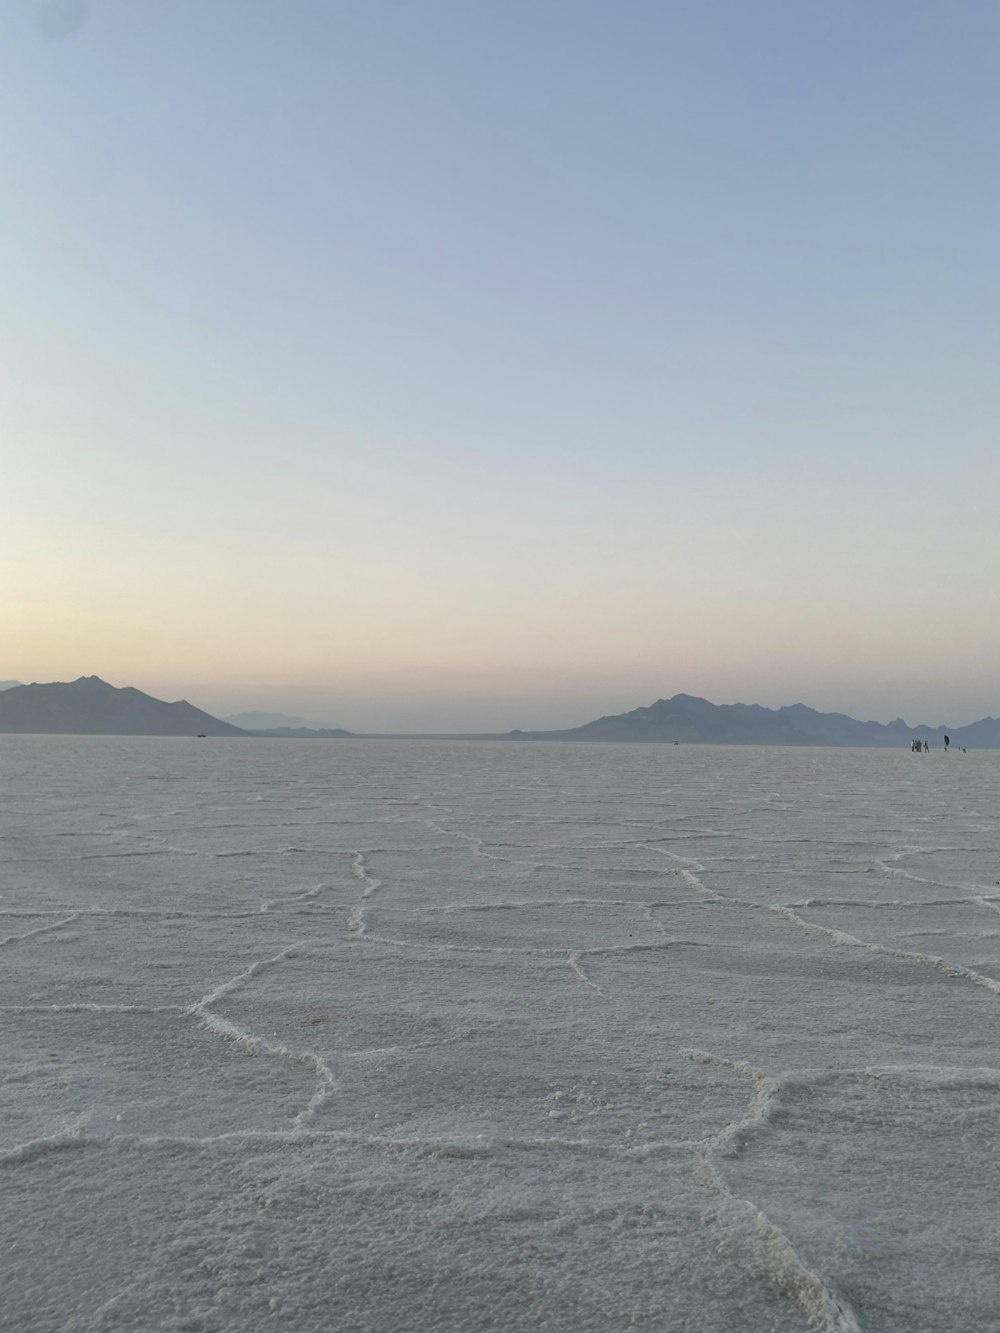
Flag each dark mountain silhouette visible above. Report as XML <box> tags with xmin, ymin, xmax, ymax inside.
<box><xmin>943</xmin><ymin>717</ymin><xmax>1000</xmax><ymax>749</ymax></box>
<box><xmin>773</xmin><ymin>702</ymin><xmax>1000</xmax><ymax>749</ymax></box>
<box><xmin>511</xmin><ymin>694</ymin><xmax>809</xmax><ymax>745</ymax></box>
<box><xmin>3</xmin><ymin>680</ymin><xmax>997</xmax><ymax>747</ymax></box>
<box><xmin>0</xmin><ymin>677</ymin><xmax>245</xmax><ymax>736</ymax></box>
<box><xmin>509</xmin><ymin>694</ymin><xmax>999</xmax><ymax>747</ymax></box>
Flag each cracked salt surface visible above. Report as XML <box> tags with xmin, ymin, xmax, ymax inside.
<box><xmin>3</xmin><ymin>738</ymin><xmax>1000</xmax><ymax>1331</ymax></box>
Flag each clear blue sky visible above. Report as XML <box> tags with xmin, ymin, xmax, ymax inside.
<box><xmin>4</xmin><ymin>1</ymin><xmax>998</xmax><ymax>730</ymax></box>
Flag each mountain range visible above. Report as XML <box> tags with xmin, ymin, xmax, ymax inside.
<box><xmin>1</xmin><ymin>678</ymin><xmax>998</xmax><ymax>746</ymax></box>
<box><xmin>512</xmin><ymin>694</ymin><xmax>999</xmax><ymax>747</ymax></box>
<box><xmin>0</xmin><ymin>677</ymin><xmax>243</xmax><ymax>736</ymax></box>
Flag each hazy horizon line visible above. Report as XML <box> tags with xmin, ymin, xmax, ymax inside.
<box><xmin>3</xmin><ymin>674</ymin><xmax>993</xmax><ymax>735</ymax></box>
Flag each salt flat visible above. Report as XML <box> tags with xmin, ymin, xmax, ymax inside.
<box><xmin>2</xmin><ymin>737</ymin><xmax>999</xmax><ymax>1333</ymax></box>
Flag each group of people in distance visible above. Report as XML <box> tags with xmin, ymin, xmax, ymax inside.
<box><xmin>910</xmin><ymin>734</ymin><xmax>964</xmax><ymax>753</ymax></box>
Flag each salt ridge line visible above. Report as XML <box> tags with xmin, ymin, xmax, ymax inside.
<box><xmin>1</xmin><ymin>1018</ymin><xmax>506</xmax><ymax>1169</ymax></box>
<box><xmin>335</xmin><ymin>1026</ymin><xmax>502</xmax><ymax>1061</ymax></box>
<box><xmin>422</xmin><ymin>816</ymin><xmax>545</xmax><ymax>869</ymax></box>
<box><xmin>874</xmin><ymin>857</ymin><xmax>983</xmax><ymax>892</ymax></box>
<box><xmin>115</xmin><ymin>823</ymin><xmax>466</xmax><ymax>858</ymax></box>
<box><xmin>0</xmin><ymin>907</ymin><xmax>286</xmax><ymax>920</ymax></box>
<box><xmin>259</xmin><ymin>881</ymin><xmax>330</xmax><ymax>914</ymax></box>
<box><xmin>359</xmin><ymin>931</ymin><xmax>726</xmax><ymax>960</ymax></box>
<box><xmin>567</xmin><ymin>951</ymin><xmax>602</xmax><ymax>991</ymax></box>
<box><xmin>118</xmin><ymin>817</ymin><xmax>441</xmax><ymax>833</ymax></box>
<box><xmin>5</xmin><ymin>837</ymin><xmax>434</xmax><ymax>864</ymax></box>
<box><xmin>642</xmin><ymin>902</ymin><xmax>667</xmax><ymax>934</ymax></box>
<box><xmin>642</xmin><ymin>845</ymin><xmax>724</xmax><ymax>901</ymax></box>
<box><xmin>786</xmin><ymin>894</ymin><xmax>1000</xmax><ymax>911</ymax></box>
<box><xmin>860</xmin><ymin>1063</ymin><xmax>1000</xmax><ymax>1090</ymax></box>
<box><xmin>424</xmin><ymin>896</ymin><xmax>709</xmax><ymax>914</ymax></box>
<box><xmin>347</xmin><ymin>851</ymin><xmax>382</xmax><ymax>935</ymax></box>
<box><xmin>0</xmin><ymin>1103</ymin><xmax>105</xmax><ymax>1168</ymax></box>
<box><xmin>0</xmin><ymin>913</ymin><xmax>78</xmax><ymax>946</ymax></box>
<box><xmin>0</xmin><ymin>895</ymin><xmax>721</xmax><ymax>926</ymax></box>
<box><xmin>769</xmin><ymin>904</ymin><xmax>1000</xmax><ymax>995</ymax></box>
<box><xmin>0</xmin><ymin>1128</ymin><xmax>92</xmax><ymax>1167</ymax></box>
<box><xmin>682</xmin><ymin>1048</ymin><xmax>862</xmax><ymax>1333</ymax></box>
<box><xmin>0</xmin><ymin>1125</ymin><xmax>703</xmax><ymax>1165</ymax></box>
<box><xmin>2</xmin><ymin>848</ymin><xmax>198</xmax><ymax>863</ymax></box>
<box><xmin>6</xmin><ymin>1062</ymin><xmax>998</xmax><ymax>1171</ymax></box>
<box><xmin>186</xmin><ymin>943</ymin><xmax>335</xmax><ymax>1129</ymax></box>
<box><xmin>0</xmin><ymin>1002</ymin><xmax>186</xmax><ymax>1014</ymax></box>
<box><xmin>425</xmin><ymin>809</ymin><xmax>721</xmax><ymax>858</ymax></box>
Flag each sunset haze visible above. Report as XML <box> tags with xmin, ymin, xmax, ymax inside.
<box><xmin>4</xmin><ymin>2</ymin><xmax>997</xmax><ymax>730</ymax></box>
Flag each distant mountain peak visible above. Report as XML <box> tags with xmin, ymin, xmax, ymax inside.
<box><xmin>509</xmin><ymin>693</ymin><xmax>1000</xmax><ymax>748</ymax></box>
<box><xmin>0</xmin><ymin>677</ymin><xmax>245</xmax><ymax>736</ymax></box>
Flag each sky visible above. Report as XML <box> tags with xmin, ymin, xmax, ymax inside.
<box><xmin>3</xmin><ymin>0</ymin><xmax>999</xmax><ymax>732</ymax></box>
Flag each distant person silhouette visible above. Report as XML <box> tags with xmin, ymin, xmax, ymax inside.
<box><xmin>923</xmin><ymin>740</ymin><xmax>930</xmax><ymax>753</ymax></box>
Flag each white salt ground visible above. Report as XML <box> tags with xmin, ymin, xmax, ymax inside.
<box><xmin>2</xmin><ymin>736</ymin><xmax>999</xmax><ymax>1332</ymax></box>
